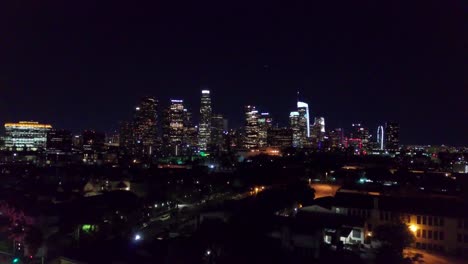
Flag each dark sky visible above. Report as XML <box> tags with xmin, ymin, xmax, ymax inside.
<box><xmin>0</xmin><ymin>1</ymin><xmax>466</xmax><ymax>145</ymax></box>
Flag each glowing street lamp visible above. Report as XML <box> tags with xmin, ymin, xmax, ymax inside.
<box><xmin>409</xmin><ymin>224</ymin><xmax>418</xmax><ymax>233</ymax></box>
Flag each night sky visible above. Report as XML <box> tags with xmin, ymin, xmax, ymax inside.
<box><xmin>0</xmin><ymin>1</ymin><xmax>466</xmax><ymax>145</ymax></box>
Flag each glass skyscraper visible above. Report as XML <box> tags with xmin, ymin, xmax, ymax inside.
<box><xmin>198</xmin><ymin>90</ymin><xmax>212</xmax><ymax>151</ymax></box>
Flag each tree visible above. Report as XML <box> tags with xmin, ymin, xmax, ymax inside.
<box><xmin>374</xmin><ymin>222</ymin><xmax>415</xmax><ymax>264</ymax></box>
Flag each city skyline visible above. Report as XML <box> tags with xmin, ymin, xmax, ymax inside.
<box><xmin>0</xmin><ymin>1</ymin><xmax>466</xmax><ymax>145</ymax></box>
<box><xmin>0</xmin><ymin>92</ymin><xmax>463</xmax><ymax>147</ymax></box>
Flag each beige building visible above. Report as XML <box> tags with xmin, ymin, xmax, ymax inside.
<box><xmin>328</xmin><ymin>192</ymin><xmax>468</xmax><ymax>257</ymax></box>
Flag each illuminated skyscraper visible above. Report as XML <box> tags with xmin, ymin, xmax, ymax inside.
<box><xmin>244</xmin><ymin>105</ymin><xmax>259</xmax><ymax>149</ymax></box>
<box><xmin>377</xmin><ymin>125</ymin><xmax>384</xmax><ymax>150</ymax></box>
<box><xmin>385</xmin><ymin>122</ymin><xmax>400</xmax><ymax>151</ymax></box>
<box><xmin>198</xmin><ymin>90</ymin><xmax>212</xmax><ymax>151</ymax></box>
<box><xmin>133</xmin><ymin>97</ymin><xmax>158</xmax><ymax>157</ymax></box>
<box><xmin>297</xmin><ymin>101</ymin><xmax>310</xmax><ymax>138</ymax></box>
<box><xmin>311</xmin><ymin>117</ymin><xmax>326</xmax><ymax>148</ymax></box>
<box><xmin>328</xmin><ymin>128</ymin><xmax>344</xmax><ymax>149</ymax></box>
<box><xmin>258</xmin><ymin>112</ymin><xmax>273</xmax><ymax>148</ymax></box>
<box><xmin>290</xmin><ymin>111</ymin><xmax>302</xmax><ymax>148</ymax></box>
<box><xmin>162</xmin><ymin>99</ymin><xmax>185</xmax><ymax>155</ymax></box>
<box><xmin>4</xmin><ymin>121</ymin><xmax>52</xmax><ymax>151</ymax></box>
<box><xmin>351</xmin><ymin>123</ymin><xmax>370</xmax><ymax>150</ymax></box>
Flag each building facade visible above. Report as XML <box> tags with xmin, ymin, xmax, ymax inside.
<box><xmin>163</xmin><ymin>99</ymin><xmax>185</xmax><ymax>155</ymax></box>
<box><xmin>258</xmin><ymin>112</ymin><xmax>273</xmax><ymax>148</ymax></box>
<box><xmin>290</xmin><ymin>111</ymin><xmax>302</xmax><ymax>148</ymax></box>
<box><xmin>267</xmin><ymin>127</ymin><xmax>293</xmax><ymax>148</ymax></box>
<box><xmin>377</xmin><ymin>125</ymin><xmax>384</xmax><ymax>150</ymax></box>
<box><xmin>330</xmin><ymin>192</ymin><xmax>468</xmax><ymax>257</ymax></box>
<box><xmin>244</xmin><ymin>105</ymin><xmax>259</xmax><ymax>149</ymax></box>
<box><xmin>198</xmin><ymin>90</ymin><xmax>212</xmax><ymax>151</ymax></box>
<box><xmin>385</xmin><ymin>122</ymin><xmax>400</xmax><ymax>152</ymax></box>
<box><xmin>4</xmin><ymin>121</ymin><xmax>52</xmax><ymax>151</ymax></box>
<box><xmin>210</xmin><ymin>113</ymin><xmax>225</xmax><ymax>153</ymax></box>
<box><xmin>133</xmin><ymin>97</ymin><xmax>158</xmax><ymax>157</ymax></box>
<box><xmin>328</xmin><ymin>128</ymin><xmax>344</xmax><ymax>149</ymax></box>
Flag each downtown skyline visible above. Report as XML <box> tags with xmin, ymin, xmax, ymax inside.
<box><xmin>0</xmin><ymin>1</ymin><xmax>466</xmax><ymax>145</ymax></box>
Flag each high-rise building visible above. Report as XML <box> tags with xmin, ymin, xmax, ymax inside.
<box><xmin>82</xmin><ymin>130</ymin><xmax>105</xmax><ymax>164</ymax></box>
<box><xmin>4</xmin><ymin>121</ymin><xmax>52</xmax><ymax>151</ymax></box>
<box><xmin>377</xmin><ymin>125</ymin><xmax>384</xmax><ymax>150</ymax></box>
<box><xmin>385</xmin><ymin>122</ymin><xmax>400</xmax><ymax>151</ymax></box>
<box><xmin>198</xmin><ymin>90</ymin><xmax>212</xmax><ymax>151</ymax></box>
<box><xmin>351</xmin><ymin>123</ymin><xmax>370</xmax><ymax>150</ymax></box>
<box><xmin>258</xmin><ymin>112</ymin><xmax>273</xmax><ymax>148</ymax></box>
<box><xmin>244</xmin><ymin>105</ymin><xmax>259</xmax><ymax>149</ymax></box>
<box><xmin>290</xmin><ymin>111</ymin><xmax>302</xmax><ymax>148</ymax></box>
<box><xmin>182</xmin><ymin>109</ymin><xmax>198</xmax><ymax>150</ymax></box>
<box><xmin>210</xmin><ymin>113</ymin><xmax>225</xmax><ymax>153</ymax></box>
<box><xmin>311</xmin><ymin>117</ymin><xmax>326</xmax><ymax>148</ymax></box>
<box><xmin>46</xmin><ymin>129</ymin><xmax>72</xmax><ymax>163</ymax></box>
<box><xmin>328</xmin><ymin>128</ymin><xmax>345</xmax><ymax>149</ymax></box>
<box><xmin>119</xmin><ymin>121</ymin><xmax>133</xmax><ymax>155</ymax></box>
<box><xmin>163</xmin><ymin>99</ymin><xmax>185</xmax><ymax>155</ymax></box>
<box><xmin>267</xmin><ymin>127</ymin><xmax>293</xmax><ymax>148</ymax></box>
<box><xmin>297</xmin><ymin>101</ymin><xmax>310</xmax><ymax>138</ymax></box>
<box><xmin>133</xmin><ymin>97</ymin><xmax>158</xmax><ymax>157</ymax></box>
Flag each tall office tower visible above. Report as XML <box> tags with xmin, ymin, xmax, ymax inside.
<box><xmin>328</xmin><ymin>128</ymin><xmax>345</xmax><ymax>149</ymax></box>
<box><xmin>267</xmin><ymin>127</ymin><xmax>293</xmax><ymax>148</ymax></box>
<box><xmin>198</xmin><ymin>90</ymin><xmax>212</xmax><ymax>151</ymax></box>
<box><xmin>258</xmin><ymin>112</ymin><xmax>273</xmax><ymax>148</ymax></box>
<box><xmin>311</xmin><ymin>117</ymin><xmax>326</xmax><ymax>148</ymax></box>
<box><xmin>133</xmin><ymin>97</ymin><xmax>158</xmax><ymax>157</ymax></box>
<box><xmin>163</xmin><ymin>99</ymin><xmax>185</xmax><ymax>155</ymax></box>
<box><xmin>119</xmin><ymin>121</ymin><xmax>134</xmax><ymax>155</ymax></box>
<box><xmin>377</xmin><ymin>125</ymin><xmax>384</xmax><ymax>150</ymax></box>
<box><xmin>182</xmin><ymin>109</ymin><xmax>198</xmax><ymax>150</ymax></box>
<box><xmin>297</xmin><ymin>101</ymin><xmax>310</xmax><ymax>138</ymax></box>
<box><xmin>46</xmin><ymin>129</ymin><xmax>72</xmax><ymax>163</ymax></box>
<box><xmin>385</xmin><ymin>122</ymin><xmax>400</xmax><ymax>152</ymax></box>
<box><xmin>244</xmin><ymin>105</ymin><xmax>259</xmax><ymax>149</ymax></box>
<box><xmin>314</xmin><ymin>117</ymin><xmax>325</xmax><ymax>133</ymax></box>
<box><xmin>290</xmin><ymin>111</ymin><xmax>302</xmax><ymax>148</ymax></box>
<box><xmin>4</xmin><ymin>121</ymin><xmax>52</xmax><ymax>151</ymax></box>
<box><xmin>210</xmin><ymin>113</ymin><xmax>225</xmax><ymax>153</ymax></box>
<box><xmin>82</xmin><ymin>130</ymin><xmax>105</xmax><ymax>164</ymax></box>
<box><xmin>351</xmin><ymin>123</ymin><xmax>370</xmax><ymax>150</ymax></box>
